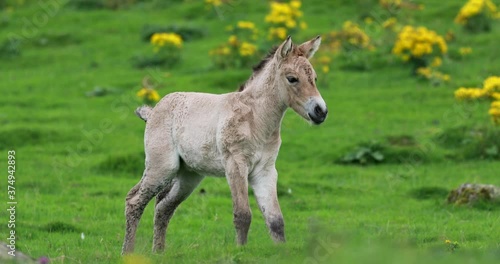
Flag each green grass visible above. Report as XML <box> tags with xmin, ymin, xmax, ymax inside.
<box><xmin>1</xmin><ymin>0</ymin><xmax>500</xmax><ymax>263</ymax></box>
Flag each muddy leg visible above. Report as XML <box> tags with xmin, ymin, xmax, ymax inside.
<box><xmin>152</xmin><ymin>171</ymin><xmax>204</xmax><ymax>252</ymax></box>
<box><xmin>226</xmin><ymin>158</ymin><xmax>251</xmax><ymax>245</ymax></box>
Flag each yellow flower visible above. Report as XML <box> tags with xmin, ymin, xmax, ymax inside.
<box><xmin>268</xmin><ymin>27</ymin><xmax>287</xmax><ymax>40</ymax></box>
<box><xmin>382</xmin><ymin>17</ymin><xmax>397</xmax><ymax>29</ymax></box>
<box><xmin>445</xmin><ymin>240</ymin><xmax>451</xmax><ymax>244</ymax></box>
<box><xmin>454</xmin><ymin>87</ymin><xmax>486</xmax><ymax>100</ymax></box>
<box><xmin>237</xmin><ymin>21</ymin><xmax>256</xmax><ymax>30</ymax></box>
<box><xmin>136</xmin><ymin>88</ymin><xmax>147</xmax><ymax>98</ymax></box>
<box><xmin>392</xmin><ymin>25</ymin><xmax>447</xmax><ymax>60</ymax></box>
<box><xmin>318</xmin><ymin>55</ymin><xmax>332</xmax><ymax>64</ymax></box>
<box><xmin>364</xmin><ymin>17</ymin><xmax>374</xmax><ymax>25</ymax></box>
<box><xmin>489</xmin><ymin>101</ymin><xmax>500</xmax><ymax>124</ymax></box>
<box><xmin>221</xmin><ymin>46</ymin><xmax>230</xmax><ymax>55</ymax></box>
<box><xmin>416</xmin><ymin>67</ymin><xmax>432</xmax><ymax>78</ymax></box>
<box><xmin>300</xmin><ymin>21</ymin><xmax>307</xmax><ymax>29</ymax></box>
<box><xmin>137</xmin><ymin>88</ymin><xmax>160</xmax><ymax>103</ymax></box>
<box><xmin>285</xmin><ymin>19</ymin><xmax>297</xmax><ymax>28</ymax></box>
<box><xmin>459</xmin><ymin>47</ymin><xmax>472</xmax><ymax>55</ymax></box>
<box><xmin>455</xmin><ymin>0</ymin><xmax>498</xmax><ymax>25</ymax></box>
<box><xmin>239</xmin><ymin>42</ymin><xmax>257</xmax><ymax>56</ymax></box>
<box><xmin>431</xmin><ymin>57</ymin><xmax>442</xmax><ymax>67</ymax></box>
<box><xmin>228</xmin><ymin>35</ymin><xmax>238</xmax><ymax>46</ymax></box>
<box><xmin>322</xmin><ymin>65</ymin><xmax>329</xmax><ymax>73</ymax></box>
<box><xmin>265</xmin><ymin>0</ymin><xmax>305</xmax><ymax>33</ymax></box>
<box><xmin>380</xmin><ymin>0</ymin><xmax>402</xmax><ymax>9</ymax></box>
<box><xmin>483</xmin><ymin>76</ymin><xmax>500</xmax><ymax>94</ymax></box>
<box><xmin>150</xmin><ymin>33</ymin><xmax>183</xmax><ymax>48</ymax></box>
<box><xmin>290</xmin><ymin>0</ymin><xmax>301</xmax><ymax>9</ymax></box>
<box><xmin>205</xmin><ymin>0</ymin><xmax>222</xmax><ymax>7</ymax></box>
<box><xmin>443</xmin><ymin>74</ymin><xmax>451</xmax><ymax>82</ymax></box>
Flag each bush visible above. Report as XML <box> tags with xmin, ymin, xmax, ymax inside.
<box><xmin>434</xmin><ymin>125</ymin><xmax>500</xmax><ymax>160</ymax></box>
<box><xmin>133</xmin><ymin>32</ymin><xmax>183</xmax><ymax>69</ymax></box>
<box><xmin>141</xmin><ymin>24</ymin><xmax>206</xmax><ymax>42</ymax></box>
<box><xmin>455</xmin><ymin>0</ymin><xmax>498</xmax><ymax>33</ymax></box>
<box><xmin>0</xmin><ymin>38</ymin><xmax>21</xmax><ymax>58</ymax></box>
<box><xmin>339</xmin><ymin>136</ymin><xmax>434</xmax><ymax>165</ymax></box>
<box><xmin>67</xmin><ymin>0</ymin><xmax>148</xmax><ymax>10</ymax></box>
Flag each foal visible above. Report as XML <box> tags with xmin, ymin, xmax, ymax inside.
<box><xmin>122</xmin><ymin>36</ymin><xmax>328</xmax><ymax>254</ymax></box>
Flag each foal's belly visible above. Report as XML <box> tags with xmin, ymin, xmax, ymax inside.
<box><xmin>179</xmin><ymin>148</ymin><xmax>226</xmax><ymax>177</ymax></box>
<box><xmin>174</xmin><ymin>123</ymin><xmax>226</xmax><ymax>177</ymax></box>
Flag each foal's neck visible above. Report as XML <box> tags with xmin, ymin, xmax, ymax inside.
<box><xmin>240</xmin><ymin>63</ymin><xmax>287</xmax><ymax>139</ymax></box>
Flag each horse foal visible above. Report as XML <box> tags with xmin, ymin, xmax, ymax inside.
<box><xmin>122</xmin><ymin>36</ymin><xmax>328</xmax><ymax>254</ymax></box>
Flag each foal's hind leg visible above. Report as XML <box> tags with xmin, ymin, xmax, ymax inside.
<box><xmin>152</xmin><ymin>170</ymin><xmax>204</xmax><ymax>252</ymax></box>
<box><xmin>122</xmin><ymin>152</ymin><xmax>180</xmax><ymax>255</ymax></box>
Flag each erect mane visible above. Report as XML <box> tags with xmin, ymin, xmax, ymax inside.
<box><xmin>238</xmin><ymin>46</ymin><xmax>278</xmax><ymax>92</ymax></box>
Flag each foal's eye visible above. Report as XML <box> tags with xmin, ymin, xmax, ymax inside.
<box><xmin>315</xmin><ymin>77</ymin><xmax>318</xmax><ymax>82</ymax></box>
<box><xmin>286</xmin><ymin>76</ymin><xmax>298</xmax><ymax>84</ymax></box>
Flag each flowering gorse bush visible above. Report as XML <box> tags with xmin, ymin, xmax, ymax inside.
<box><xmin>265</xmin><ymin>0</ymin><xmax>307</xmax><ymax>41</ymax></box>
<box><xmin>209</xmin><ymin>21</ymin><xmax>259</xmax><ymax>69</ymax></box>
<box><xmin>324</xmin><ymin>21</ymin><xmax>374</xmax><ymax>54</ymax></box>
<box><xmin>392</xmin><ymin>26</ymin><xmax>447</xmax><ymax>71</ymax></box>
<box><xmin>151</xmin><ymin>32</ymin><xmax>182</xmax><ymax>51</ymax></box>
<box><xmin>455</xmin><ymin>0</ymin><xmax>499</xmax><ymax>32</ymax></box>
<box><xmin>134</xmin><ymin>32</ymin><xmax>183</xmax><ymax>68</ymax></box>
<box><xmin>455</xmin><ymin>76</ymin><xmax>500</xmax><ymax>124</ymax></box>
<box><xmin>455</xmin><ymin>76</ymin><xmax>500</xmax><ymax>100</ymax></box>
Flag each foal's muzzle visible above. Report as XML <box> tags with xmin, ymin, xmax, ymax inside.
<box><xmin>306</xmin><ymin>97</ymin><xmax>328</xmax><ymax>125</ymax></box>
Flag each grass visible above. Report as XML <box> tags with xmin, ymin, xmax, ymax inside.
<box><xmin>0</xmin><ymin>0</ymin><xmax>500</xmax><ymax>263</ymax></box>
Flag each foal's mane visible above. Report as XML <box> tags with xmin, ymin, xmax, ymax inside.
<box><xmin>238</xmin><ymin>46</ymin><xmax>278</xmax><ymax>92</ymax></box>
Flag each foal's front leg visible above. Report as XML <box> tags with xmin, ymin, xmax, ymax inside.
<box><xmin>226</xmin><ymin>157</ymin><xmax>252</xmax><ymax>245</ymax></box>
<box><xmin>250</xmin><ymin>167</ymin><xmax>285</xmax><ymax>242</ymax></box>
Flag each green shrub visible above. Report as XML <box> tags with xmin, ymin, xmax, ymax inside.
<box><xmin>0</xmin><ymin>38</ymin><xmax>21</xmax><ymax>58</ymax></box>
<box><xmin>141</xmin><ymin>24</ymin><xmax>206</xmax><ymax>42</ymax></box>
<box><xmin>339</xmin><ymin>136</ymin><xmax>434</xmax><ymax>165</ymax></box>
<box><xmin>66</xmin><ymin>0</ymin><xmax>149</xmax><ymax>10</ymax></box>
<box><xmin>434</xmin><ymin>125</ymin><xmax>500</xmax><ymax>160</ymax></box>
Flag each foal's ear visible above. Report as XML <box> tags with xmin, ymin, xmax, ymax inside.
<box><xmin>279</xmin><ymin>36</ymin><xmax>293</xmax><ymax>59</ymax></box>
<box><xmin>298</xmin><ymin>35</ymin><xmax>321</xmax><ymax>59</ymax></box>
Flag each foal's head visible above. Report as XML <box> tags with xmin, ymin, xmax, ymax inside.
<box><xmin>273</xmin><ymin>36</ymin><xmax>328</xmax><ymax>125</ymax></box>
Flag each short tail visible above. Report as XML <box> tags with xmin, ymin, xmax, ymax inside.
<box><xmin>135</xmin><ymin>105</ymin><xmax>153</xmax><ymax>122</ymax></box>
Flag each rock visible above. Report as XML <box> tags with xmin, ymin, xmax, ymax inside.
<box><xmin>447</xmin><ymin>183</ymin><xmax>500</xmax><ymax>205</ymax></box>
<box><xmin>0</xmin><ymin>243</ymin><xmax>37</xmax><ymax>263</ymax></box>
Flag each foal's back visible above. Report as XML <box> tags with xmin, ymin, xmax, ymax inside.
<box><xmin>146</xmin><ymin>91</ymin><xmax>245</xmax><ymax>177</ymax></box>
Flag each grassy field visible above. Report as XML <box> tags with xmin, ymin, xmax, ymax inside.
<box><xmin>1</xmin><ymin>0</ymin><xmax>500</xmax><ymax>263</ymax></box>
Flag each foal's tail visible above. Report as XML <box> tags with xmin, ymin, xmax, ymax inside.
<box><xmin>135</xmin><ymin>105</ymin><xmax>153</xmax><ymax>122</ymax></box>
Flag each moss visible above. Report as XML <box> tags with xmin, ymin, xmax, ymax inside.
<box><xmin>448</xmin><ymin>183</ymin><xmax>500</xmax><ymax>210</ymax></box>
